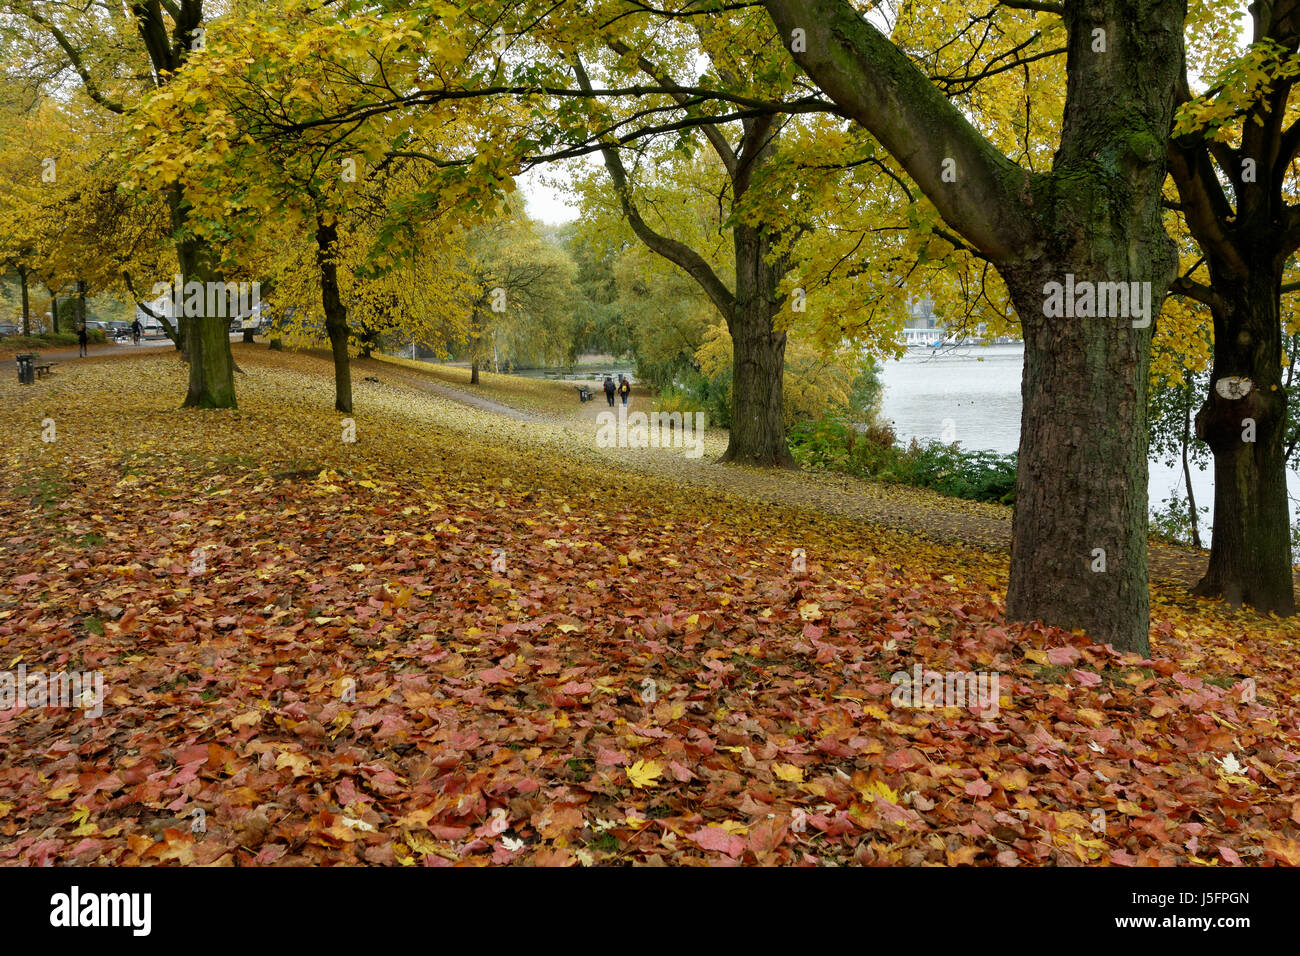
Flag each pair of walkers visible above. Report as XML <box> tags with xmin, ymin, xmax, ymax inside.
<box><xmin>603</xmin><ymin>375</ymin><xmax>630</xmax><ymax>408</ymax></box>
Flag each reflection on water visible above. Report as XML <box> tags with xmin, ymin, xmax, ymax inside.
<box><xmin>875</xmin><ymin>343</ymin><xmax>1298</xmax><ymax>543</ymax></box>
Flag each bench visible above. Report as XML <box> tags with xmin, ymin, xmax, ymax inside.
<box><xmin>35</xmin><ymin>361</ymin><xmax>57</xmax><ymax>378</ymax></box>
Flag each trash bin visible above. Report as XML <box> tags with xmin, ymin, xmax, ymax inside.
<box><xmin>15</xmin><ymin>353</ymin><xmax>34</xmax><ymax>386</ymax></box>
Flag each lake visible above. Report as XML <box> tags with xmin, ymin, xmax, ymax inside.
<box><xmin>876</xmin><ymin>343</ymin><xmax>1299</xmax><ymax>542</ymax></box>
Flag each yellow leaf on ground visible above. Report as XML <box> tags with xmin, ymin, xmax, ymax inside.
<box><xmin>626</xmin><ymin>759</ymin><xmax>662</xmax><ymax>789</ymax></box>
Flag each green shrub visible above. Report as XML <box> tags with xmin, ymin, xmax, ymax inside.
<box><xmin>661</xmin><ymin>368</ymin><xmax>730</xmax><ymax>429</ymax></box>
<box><xmin>654</xmin><ymin>383</ymin><xmax>706</xmax><ymax>417</ymax></box>
<box><xmin>1150</xmin><ymin>493</ymin><xmax>1208</xmax><ymax>546</ymax></box>
<box><xmin>789</xmin><ymin>414</ymin><xmax>1018</xmax><ymax>505</ymax></box>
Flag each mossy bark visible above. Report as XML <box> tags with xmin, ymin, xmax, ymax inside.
<box><xmin>723</xmin><ymin>222</ymin><xmax>794</xmax><ymax>467</ymax></box>
<box><xmin>765</xmin><ymin>0</ymin><xmax>1188</xmax><ymax>652</ymax></box>
<box><xmin>1192</xmin><ymin>268</ymin><xmax>1294</xmax><ymax>614</ymax></box>
<box><xmin>171</xmin><ymin>187</ymin><xmax>236</xmax><ymax>409</ymax></box>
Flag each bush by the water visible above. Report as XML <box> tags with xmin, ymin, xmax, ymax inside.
<box><xmin>789</xmin><ymin>415</ymin><xmax>1018</xmax><ymax>505</ymax></box>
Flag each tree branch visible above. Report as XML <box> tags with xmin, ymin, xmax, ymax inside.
<box><xmin>572</xmin><ymin>55</ymin><xmax>735</xmax><ymax>322</ymax></box>
<box><xmin>762</xmin><ymin>0</ymin><xmax>1037</xmax><ymax>261</ymax></box>
<box><xmin>21</xmin><ymin>4</ymin><xmax>127</xmax><ymax>114</ymax></box>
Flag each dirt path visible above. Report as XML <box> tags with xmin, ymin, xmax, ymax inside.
<box><xmin>16</xmin><ymin>345</ymin><xmax>1261</xmax><ymax>592</ymax></box>
<box><xmin>353</xmin><ymin>358</ymin><xmax>541</xmax><ymax>422</ymax></box>
<box><xmin>364</xmin><ymin>356</ymin><xmax>1259</xmax><ymax>591</ymax></box>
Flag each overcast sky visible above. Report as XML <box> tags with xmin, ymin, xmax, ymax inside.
<box><xmin>517</xmin><ymin>166</ymin><xmax>581</xmax><ymax>226</ymax></box>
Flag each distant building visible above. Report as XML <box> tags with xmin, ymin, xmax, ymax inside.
<box><xmin>897</xmin><ymin>297</ymin><xmax>943</xmax><ymax>347</ymax></box>
<box><xmin>907</xmin><ymin>297</ymin><xmax>938</xmax><ymax>329</ymax></box>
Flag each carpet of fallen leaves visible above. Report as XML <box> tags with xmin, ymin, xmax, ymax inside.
<box><xmin>1</xmin><ymin>347</ymin><xmax>1298</xmax><ymax>866</ymax></box>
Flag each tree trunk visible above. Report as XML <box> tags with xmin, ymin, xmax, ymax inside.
<box><xmin>999</xmin><ymin>1</ymin><xmax>1183</xmax><ymax>656</ymax></box>
<box><xmin>168</xmin><ymin>180</ymin><xmax>235</xmax><ymax>406</ymax></box>
<box><xmin>469</xmin><ymin>314</ymin><xmax>482</xmax><ymax>384</ymax></box>
<box><xmin>77</xmin><ymin>280</ymin><xmax>87</xmax><ymax>330</ymax></box>
<box><xmin>1192</xmin><ymin>271</ymin><xmax>1294</xmax><ymax>614</ymax></box>
<box><xmin>722</xmin><ymin>223</ymin><xmax>794</xmax><ymax>467</ymax></box>
<box><xmin>1000</xmin><ymin>2</ymin><xmax>1181</xmax><ymax>655</ymax></box>
<box><xmin>1004</xmin><ymin>259</ymin><xmax>1163</xmax><ymax>657</ymax></box>
<box><xmin>315</xmin><ymin>216</ymin><xmax>353</xmax><ymax>414</ymax></box>
<box><xmin>18</xmin><ymin>268</ymin><xmax>29</xmax><ymax>336</ymax></box>
<box><xmin>49</xmin><ymin>292</ymin><xmax>57</xmax><ymax>337</ymax></box>
<box><xmin>762</xmin><ymin>0</ymin><xmax>1186</xmax><ymax>653</ymax></box>
<box><xmin>175</xmin><ymin>232</ymin><xmax>236</xmax><ymax>408</ymax></box>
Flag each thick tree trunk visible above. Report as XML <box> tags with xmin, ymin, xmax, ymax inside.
<box><xmin>315</xmin><ymin>217</ymin><xmax>353</xmax><ymax>414</ymax></box>
<box><xmin>49</xmin><ymin>293</ymin><xmax>57</xmax><ymax>336</ymax></box>
<box><xmin>1000</xmin><ymin>1</ymin><xmax>1183</xmax><ymax>656</ymax></box>
<box><xmin>1004</xmin><ymin>260</ymin><xmax>1163</xmax><ymax>656</ymax></box>
<box><xmin>184</xmin><ymin>309</ymin><xmax>236</xmax><ymax>407</ymax></box>
<box><xmin>77</xmin><ymin>280</ymin><xmax>87</xmax><ymax>330</ymax></box>
<box><xmin>176</xmin><ymin>235</ymin><xmax>236</xmax><ymax>408</ymax></box>
<box><xmin>1192</xmin><ymin>272</ymin><xmax>1294</xmax><ymax>614</ymax></box>
<box><xmin>763</xmin><ymin>0</ymin><xmax>1186</xmax><ymax>653</ymax></box>
<box><xmin>1000</xmin><ymin>4</ymin><xmax>1181</xmax><ymax>656</ymax></box>
<box><xmin>470</xmin><ymin>358</ymin><xmax>480</xmax><ymax>385</ymax></box>
<box><xmin>722</xmin><ymin>223</ymin><xmax>794</xmax><ymax>467</ymax></box>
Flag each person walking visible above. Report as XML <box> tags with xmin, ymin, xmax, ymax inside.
<box><xmin>603</xmin><ymin>376</ymin><xmax>616</xmax><ymax>407</ymax></box>
<box><xmin>77</xmin><ymin>323</ymin><xmax>88</xmax><ymax>358</ymax></box>
<box><xmin>618</xmin><ymin>376</ymin><xmax>631</xmax><ymax>407</ymax></box>
<box><xmin>131</xmin><ymin>318</ymin><xmax>142</xmax><ymax>345</ymax></box>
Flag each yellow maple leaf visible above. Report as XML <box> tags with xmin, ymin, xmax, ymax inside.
<box><xmin>773</xmin><ymin>763</ymin><xmax>804</xmax><ymax>783</ymax></box>
<box><xmin>863</xmin><ymin>780</ymin><xmax>899</xmax><ymax>804</ymax></box>
<box><xmin>626</xmin><ymin>759</ymin><xmax>662</xmax><ymax>789</ymax></box>
<box><xmin>275</xmin><ymin>751</ymin><xmax>313</xmax><ymax>777</ymax></box>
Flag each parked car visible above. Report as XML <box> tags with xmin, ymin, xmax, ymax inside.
<box><xmin>104</xmin><ymin>321</ymin><xmax>130</xmax><ymax>341</ymax></box>
<box><xmin>0</xmin><ymin>323</ymin><xmax>19</xmax><ymax>337</ymax></box>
